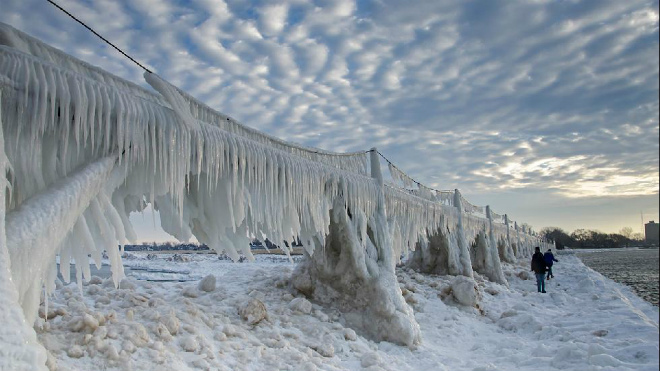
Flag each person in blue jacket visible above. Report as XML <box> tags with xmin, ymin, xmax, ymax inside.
<box><xmin>544</xmin><ymin>249</ymin><xmax>559</xmax><ymax>279</ymax></box>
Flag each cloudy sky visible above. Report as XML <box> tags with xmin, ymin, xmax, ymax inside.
<box><xmin>2</xmin><ymin>0</ymin><xmax>658</xmax><ymax>240</ymax></box>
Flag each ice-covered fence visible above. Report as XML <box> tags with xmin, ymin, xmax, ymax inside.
<box><xmin>152</xmin><ymin>75</ymin><xmax>370</xmax><ymax>176</ymax></box>
<box><xmin>0</xmin><ymin>22</ymin><xmax>551</xmax><ymax>368</ymax></box>
<box><xmin>380</xmin><ymin>151</ymin><xmax>548</xmax><ymax>283</ymax></box>
<box><xmin>389</xmin><ymin>161</ymin><xmax>547</xmax><ymax>284</ymax></box>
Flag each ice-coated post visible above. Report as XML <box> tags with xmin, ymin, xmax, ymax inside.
<box><xmin>504</xmin><ymin>214</ymin><xmax>510</xmax><ymax>246</ymax></box>
<box><xmin>452</xmin><ymin>188</ymin><xmax>474</xmax><ymax>277</ymax></box>
<box><xmin>523</xmin><ymin>224</ymin><xmax>528</xmax><ymax>254</ymax></box>
<box><xmin>485</xmin><ymin>205</ymin><xmax>493</xmax><ymax>249</ymax></box>
<box><xmin>292</xmin><ymin>146</ymin><xmax>421</xmax><ymax>346</ymax></box>
<box><xmin>514</xmin><ymin>221</ymin><xmax>520</xmax><ymax>255</ymax></box>
<box><xmin>453</xmin><ymin>189</ymin><xmax>462</xmax><ymax>212</ymax></box>
<box><xmin>0</xmin><ymin>89</ymin><xmax>49</xmax><ymax>371</ymax></box>
<box><xmin>486</xmin><ymin>205</ymin><xmax>492</xmax><ymax>229</ymax></box>
<box><xmin>370</xmin><ymin>147</ymin><xmax>383</xmax><ymax>186</ymax></box>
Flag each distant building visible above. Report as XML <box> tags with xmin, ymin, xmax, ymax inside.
<box><xmin>645</xmin><ymin>221</ymin><xmax>659</xmax><ymax>245</ymax></box>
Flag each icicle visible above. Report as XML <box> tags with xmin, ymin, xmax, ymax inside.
<box><xmin>144</xmin><ymin>72</ymin><xmax>200</xmax><ymax>131</ymax></box>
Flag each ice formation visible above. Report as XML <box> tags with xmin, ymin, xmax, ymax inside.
<box><xmin>291</xmin><ymin>151</ymin><xmax>421</xmax><ymax>346</ymax></box>
<box><xmin>0</xmin><ymin>22</ymin><xmax>550</xmax><ymax>367</ymax></box>
<box><xmin>0</xmin><ymin>88</ymin><xmax>49</xmax><ymax>371</ymax></box>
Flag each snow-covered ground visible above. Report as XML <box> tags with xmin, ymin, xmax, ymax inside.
<box><xmin>35</xmin><ymin>251</ymin><xmax>659</xmax><ymax>371</ymax></box>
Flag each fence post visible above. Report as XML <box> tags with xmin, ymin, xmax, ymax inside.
<box><xmin>452</xmin><ymin>189</ymin><xmax>473</xmax><ymax>277</ymax></box>
<box><xmin>370</xmin><ymin>148</ymin><xmax>383</xmax><ymax>186</ymax></box>
<box><xmin>453</xmin><ymin>189</ymin><xmax>462</xmax><ymax>212</ymax></box>
<box><xmin>504</xmin><ymin>214</ymin><xmax>511</xmax><ymax>255</ymax></box>
<box><xmin>514</xmin><ymin>221</ymin><xmax>519</xmax><ymax>256</ymax></box>
<box><xmin>486</xmin><ymin>205</ymin><xmax>492</xmax><ymax>236</ymax></box>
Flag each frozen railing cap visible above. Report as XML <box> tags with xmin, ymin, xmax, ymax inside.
<box><xmin>164</xmin><ymin>78</ymin><xmax>370</xmax><ymax>175</ymax></box>
<box><xmin>490</xmin><ymin>210</ymin><xmax>505</xmax><ymax>224</ymax></box>
<box><xmin>0</xmin><ymin>23</ymin><xmax>164</xmax><ymax>106</ymax></box>
<box><xmin>458</xmin><ymin>194</ymin><xmax>486</xmax><ymax>216</ymax></box>
<box><xmin>0</xmin><ymin>22</ymin><xmax>369</xmax><ymax>176</ymax></box>
<box><xmin>436</xmin><ymin>190</ymin><xmax>454</xmax><ymax>206</ymax></box>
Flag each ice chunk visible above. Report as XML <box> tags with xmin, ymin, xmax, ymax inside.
<box><xmin>238</xmin><ymin>298</ymin><xmax>268</xmax><ymax>325</ymax></box>
<box><xmin>450</xmin><ymin>276</ymin><xmax>479</xmax><ymax>307</ymax></box>
<box><xmin>343</xmin><ymin>328</ymin><xmax>357</xmax><ymax>341</ymax></box>
<box><xmin>198</xmin><ymin>274</ymin><xmax>216</xmax><ymax>292</ymax></box>
<box><xmin>66</xmin><ymin>345</ymin><xmax>84</xmax><ymax>359</ymax></box>
<box><xmin>161</xmin><ymin>311</ymin><xmax>180</xmax><ymax>335</ymax></box>
<box><xmin>180</xmin><ymin>336</ymin><xmax>199</xmax><ymax>352</ymax></box>
<box><xmin>289</xmin><ymin>297</ymin><xmax>313</xmax><ymax>314</ymax></box>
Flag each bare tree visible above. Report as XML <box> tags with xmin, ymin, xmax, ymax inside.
<box><xmin>619</xmin><ymin>227</ymin><xmax>633</xmax><ymax>238</ymax></box>
<box><xmin>631</xmin><ymin>232</ymin><xmax>644</xmax><ymax>241</ymax></box>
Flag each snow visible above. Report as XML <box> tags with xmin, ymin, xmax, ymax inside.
<box><xmin>197</xmin><ymin>274</ymin><xmax>216</xmax><ymax>292</ymax></box>
<box><xmin>28</xmin><ymin>251</ymin><xmax>658</xmax><ymax>371</ymax></box>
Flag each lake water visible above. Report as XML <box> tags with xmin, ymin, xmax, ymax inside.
<box><xmin>576</xmin><ymin>248</ymin><xmax>659</xmax><ymax>307</ymax></box>
<box><xmin>57</xmin><ymin>261</ymin><xmax>197</xmax><ymax>283</ymax></box>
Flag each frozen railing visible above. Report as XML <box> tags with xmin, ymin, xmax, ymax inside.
<box><xmin>380</xmin><ymin>150</ymin><xmax>541</xmax><ymax>248</ymax></box>
<box><xmin>0</xmin><ymin>23</ymin><xmax>166</xmax><ymax>106</ymax></box>
<box><xmin>490</xmin><ymin>210</ymin><xmax>505</xmax><ymax>224</ymax></box>
<box><xmin>0</xmin><ymin>23</ymin><xmax>369</xmax><ymax>177</ymax></box>
<box><xmin>460</xmin><ymin>195</ymin><xmax>486</xmax><ymax>217</ymax></box>
<box><xmin>0</xmin><ymin>21</ymin><xmax>543</xmax><ymax>246</ymax></box>
<box><xmin>0</xmin><ymin>21</ymin><xmax>550</xmax><ymax>358</ymax></box>
<box><xmin>1</xmin><ymin>33</ymin><xmax>390</xmax><ymax>335</ymax></box>
<box><xmin>169</xmin><ymin>83</ymin><xmax>369</xmax><ymax>175</ymax></box>
<box><xmin>0</xmin><ymin>23</ymin><xmax>544</xmax><ymax>268</ymax></box>
<box><xmin>435</xmin><ymin>190</ymin><xmax>454</xmax><ymax>206</ymax></box>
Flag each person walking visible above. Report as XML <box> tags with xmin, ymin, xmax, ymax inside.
<box><xmin>544</xmin><ymin>249</ymin><xmax>559</xmax><ymax>279</ymax></box>
<box><xmin>531</xmin><ymin>246</ymin><xmax>547</xmax><ymax>293</ymax></box>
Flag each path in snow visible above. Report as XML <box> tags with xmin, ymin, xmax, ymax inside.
<box><xmin>34</xmin><ymin>251</ymin><xmax>659</xmax><ymax>371</ymax></box>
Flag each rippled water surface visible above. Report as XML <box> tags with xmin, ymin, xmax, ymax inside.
<box><xmin>576</xmin><ymin>248</ymin><xmax>659</xmax><ymax>306</ymax></box>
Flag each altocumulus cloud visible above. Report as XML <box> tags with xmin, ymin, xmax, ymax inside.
<box><xmin>1</xmin><ymin>0</ymin><xmax>658</xmax><ymax>233</ymax></box>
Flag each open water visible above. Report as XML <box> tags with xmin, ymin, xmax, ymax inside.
<box><xmin>576</xmin><ymin>248</ymin><xmax>659</xmax><ymax>306</ymax></box>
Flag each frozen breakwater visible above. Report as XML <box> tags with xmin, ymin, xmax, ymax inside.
<box><xmin>1</xmin><ymin>21</ymin><xmax>548</xmax><ymax>370</ymax></box>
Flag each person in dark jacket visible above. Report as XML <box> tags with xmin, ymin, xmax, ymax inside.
<box><xmin>544</xmin><ymin>249</ymin><xmax>559</xmax><ymax>279</ymax></box>
<box><xmin>531</xmin><ymin>246</ymin><xmax>547</xmax><ymax>293</ymax></box>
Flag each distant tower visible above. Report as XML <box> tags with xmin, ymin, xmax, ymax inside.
<box><xmin>645</xmin><ymin>221</ymin><xmax>659</xmax><ymax>246</ymax></box>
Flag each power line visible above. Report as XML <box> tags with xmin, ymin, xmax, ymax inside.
<box><xmin>46</xmin><ymin>0</ymin><xmax>152</xmax><ymax>73</ymax></box>
<box><xmin>371</xmin><ymin>149</ymin><xmax>452</xmax><ymax>194</ymax></box>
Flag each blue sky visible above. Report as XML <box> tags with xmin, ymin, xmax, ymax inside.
<box><xmin>2</xmin><ymin>0</ymin><xmax>658</xmax><ymax>241</ymax></box>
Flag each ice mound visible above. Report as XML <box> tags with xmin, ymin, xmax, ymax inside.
<box><xmin>238</xmin><ymin>298</ymin><xmax>268</xmax><ymax>325</ymax></box>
